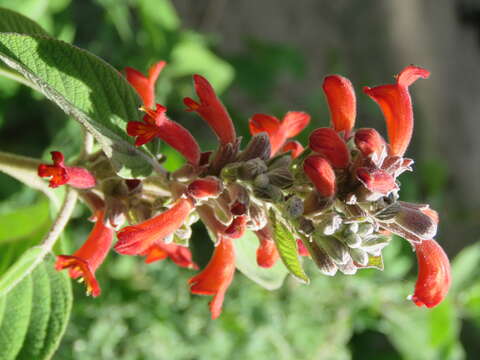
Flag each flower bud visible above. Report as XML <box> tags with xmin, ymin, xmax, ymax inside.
<box><xmin>247</xmin><ymin>203</ymin><xmax>268</xmax><ymax>231</ymax></box>
<box><xmin>354</xmin><ymin>128</ymin><xmax>386</xmax><ymax>161</ymax></box>
<box><xmin>285</xmin><ymin>196</ymin><xmax>304</xmax><ymax>219</ymax></box>
<box><xmin>238</xmin><ymin>133</ymin><xmax>271</xmax><ymax>162</ymax></box>
<box><xmin>267</xmin><ymin>167</ymin><xmax>293</xmax><ymax>189</ymax></box>
<box><xmin>309</xmin><ymin>128</ymin><xmax>350</xmax><ymax>168</ymax></box>
<box><xmin>393</xmin><ymin>204</ymin><xmax>438</xmax><ymax>241</ymax></box>
<box><xmin>349</xmin><ymin>248</ymin><xmax>368</xmax><ymax>266</ymax></box>
<box><xmin>307</xmin><ymin>240</ymin><xmax>338</xmax><ymax>276</ymax></box>
<box><xmin>303</xmin><ymin>155</ymin><xmax>336</xmax><ymax>197</ymax></box>
<box><xmin>337</xmin><ymin>257</ymin><xmax>357</xmax><ymax>275</ymax></box>
<box><xmin>239</xmin><ymin>158</ymin><xmax>268</xmax><ymax>180</ymax></box>
<box><xmin>314</xmin><ymin>232</ymin><xmax>350</xmax><ymax>265</ymax></box>
<box><xmin>267</xmin><ymin>153</ymin><xmax>292</xmax><ymax>170</ymax></box>
<box><xmin>253</xmin><ymin>184</ymin><xmax>283</xmax><ymax>203</ymax></box>
<box><xmin>187</xmin><ymin>177</ymin><xmax>223</xmax><ymax>199</ymax></box>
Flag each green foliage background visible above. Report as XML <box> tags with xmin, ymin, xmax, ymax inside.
<box><xmin>0</xmin><ymin>1</ymin><xmax>479</xmax><ymax>359</ymax></box>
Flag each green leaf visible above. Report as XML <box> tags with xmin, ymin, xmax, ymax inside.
<box><xmin>0</xmin><ymin>7</ymin><xmax>48</xmax><ymax>35</ymax></box>
<box><xmin>235</xmin><ymin>230</ymin><xmax>288</xmax><ymax>290</ymax></box>
<box><xmin>0</xmin><ymin>33</ymin><xmax>157</xmax><ymax>178</ymax></box>
<box><xmin>0</xmin><ymin>200</ymin><xmax>50</xmax><ymax>244</ymax></box>
<box><xmin>0</xmin><ymin>255</ymin><xmax>72</xmax><ymax>360</ymax></box>
<box><xmin>269</xmin><ymin>209</ymin><xmax>309</xmax><ymax>283</ymax></box>
<box><xmin>365</xmin><ymin>254</ymin><xmax>384</xmax><ymax>271</ymax></box>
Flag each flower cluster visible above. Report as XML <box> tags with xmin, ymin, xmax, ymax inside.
<box><xmin>38</xmin><ymin>63</ymin><xmax>451</xmax><ymax>318</ymax></box>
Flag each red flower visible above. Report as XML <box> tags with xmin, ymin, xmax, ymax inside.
<box><xmin>249</xmin><ymin>111</ymin><xmax>310</xmax><ymax>156</ymax></box>
<box><xmin>354</xmin><ymin>128</ymin><xmax>386</xmax><ymax>160</ymax></box>
<box><xmin>125</xmin><ymin>61</ymin><xmax>165</xmax><ymax>108</ymax></box>
<box><xmin>38</xmin><ymin>151</ymin><xmax>96</xmax><ymax>189</ymax></box>
<box><xmin>255</xmin><ymin>226</ymin><xmax>279</xmax><ymax>268</ymax></box>
<box><xmin>188</xmin><ymin>236</ymin><xmax>236</xmax><ymax>319</ymax></box>
<box><xmin>142</xmin><ymin>242</ymin><xmax>198</xmax><ymax>269</ymax></box>
<box><xmin>411</xmin><ymin>239</ymin><xmax>451</xmax><ymax>308</ymax></box>
<box><xmin>363</xmin><ymin>65</ymin><xmax>430</xmax><ymax>157</ymax></box>
<box><xmin>356</xmin><ymin>167</ymin><xmax>398</xmax><ymax>195</ymax></box>
<box><xmin>323</xmin><ymin>75</ymin><xmax>357</xmax><ymax>138</ymax></box>
<box><xmin>115</xmin><ymin>198</ymin><xmax>194</xmax><ymax>256</ymax></box>
<box><xmin>309</xmin><ymin>128</ymin><xmax>350</xmax><ymax>168</ymax></box>
<box><xmin>282</xmin><ymin>140</ymin><xmax>304</xmax><ymax>158</ymax></box>
<box><xmin>184</xmin><ymin>74</ymin><xmax>236</xmax><ymax>144</ymax></box>
<box><xmin>224</xmin><ymin>215</ymin><xmax>247</xmax><ymax>239</ymax></box>
<box><xmin>127</xmin><ymin>104</ymin><xmax>201</xmax><ymax>165</ymax></box>
<box><xmin>303</xmin><ymin>155</ymin><xmax>336</xmax><ymax>197</ymax></box>
<box><xmin>187</xmin><ymin>177</ymin><xmax>223</xmax><ymax>199</ymax></box>
<box><xmin>55</xmin><ymin>211</ymin><xmax>114</xmax><ymax>296</ymax></box>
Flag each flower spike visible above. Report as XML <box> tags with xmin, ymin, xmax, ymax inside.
<box><xmin>127</xmin><ymin>104</ymin><xmax>201</xmax><ymax>164</ymax></box>
<box><xmin>249</xmin><ymin>111</ymin><xmax>310</xmax><ymax>156</ymax></box>
<box><xmin>38</xmin><ymin>151</ymin><xmax>96</xmax><ymax>189</ymax></box>
<box><xmin>55</xmin><ymin>210</ymin><xmax>114</xmax><ymax>296</ymax></box>
<box><xmin>411</xmin><ymin>239</ymin><xmax>451</xmax><ymax>308</ymax></box>
<box><xmin>184</xmin><ymin>74</ymin><xmax>236</xmax><ymax>145</ymax></box>
<box><xmin>322</xmin><ymin>75</ymin><xmax>357</xmax><ymax>138</ymax></box>
<box><xmin>309</xmin><ymin>128</ymin><xmax>350</xmax><ymax>168</ymax></box>
<box><xmin>363</xmin><ymin>65</ymin><xmax>430</xmax><ymax>157</ymax></box>
<box><xmin>115</xmin><ymin>198</ymin><xmax>194</xmax><ymax>256</ymax></box>
<box><xmin>189</xmin><ymin>236</ymin><xmax>236</xmax><ymax>319</ymax></box>
<box><xmin>125</xmin><ymin>61</ymin><xmax>166</xmax><ymax>108</ymax></box>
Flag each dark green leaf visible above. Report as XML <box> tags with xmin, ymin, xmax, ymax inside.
<box><xmin>0</xmin><ymin>7</ymin><xmax>48</xmax><ymax>35</ymax></box>
<box><xmin>269</xmin><ymin>209</ymin><xmax>309</xmax><ymax>283</ymax></box>
<box><xmin>235</xmin><ymin>230</ymin><xmax>288</xmax><ymax>290</ymax></box>
<box><xmin>0</xmin><ymin>255</ymin><xmax>72</xmax><ymax>360</ymax></box>
<box><xmin>0</xmin><ymin>33</ymin><xmax>157</xmax><ymax>178</ymax></box>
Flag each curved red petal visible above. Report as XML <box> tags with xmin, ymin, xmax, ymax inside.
<box><xmin>187</xmin><ymin>74</ymin><xmax>236</xmax><ymax>145</ymax></box>
<box><xmin>281</xmin><ymin>111</ymin><xmax>310</xmax><ymax>138</ymax></box>
<box><xmin>309</xmin><ymin>127</ymin><xmax>350</xmax><ymax>168</ymax></box>
<box><xmin>249</xmin><ymin>114</ymin><xmax>283</xmax><ymax>155</ymax></box>
<box><xmin>115</xmin><ymin>198</ymin><xmax>194</xmax><ymax>255</ymax></box>
<box><xmin>66</xmin><ymin>167</ymin><xmax>96</xmax><ymax>189</ymax></box>
<box><xmin>188</xmin><ymin>236</ymin><xmax>235</xmax><ymax>319</ymax></box>
<box><xmin>303</xmin><ymin>155</ymin><xmax>336</xmax><ymax>197</ymax></box>
<box><xmin>363</xmin><ymin>66</ymin><xmax>429</xmax><ymax>157</ymax></box>
<box><xmin>187</xmin><ymin>177</ymin><xmax>223</xmax><ymax>199</ymax></box>
<box><xmin>255</xmin><ymin>226</ymin><xmax>279</xmax><ymax>268</ymax></box>
<box><xmin>354</xmin><ymin>128</ymin><xmax>386</xmax><ymax>159</ymax></box>
<box><xmin>356</xmin><ymin>167</ymin><xmax>398</xmax><ymax>195</ymax></box>
<box><xmin>55</xmin><ymin>255</ymin><xmax>101</xmax><ymax>297</ymax></box>
<box><xmin>412</xmin><ymin>239</ymin><xmax>451</xmax><ymax>308</ymax></box>
<box><xmin>126</xmin><ymin>121</ymin><xmax>160</xmax><ymax>146</ymax></box>
<box><xmin>282</xmin><ymin>140</ymin><xmax>304</xmax><ymax>158</ymax></box>
<box><xmin>322</xmin><ymin>75</ymin><xmax>356</xmax><ymax>137</ymax></box>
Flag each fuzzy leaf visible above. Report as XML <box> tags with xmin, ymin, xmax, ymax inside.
<box><xmin>0</xmin><ymin>33</ymin><xmax>157</xmax><ymax>178</ymax></box>
<box><xmin>0</xmin><ymin>7</ymin><xmax>48</xmax><ymax>35</ymax></box>
<box><xmin>0</xmin><ymin>255</ymin><xmax>72</xmax><ymax>360</ymax></box>
<box><xmin>235</xmin><ymin>230</ymin><xmax>288</xmax><ymax>290</ymax></box>
<box><xmin>269</xmin><ymin>209</ymin><xmax>309</xmax><ymax>283</ymax></box>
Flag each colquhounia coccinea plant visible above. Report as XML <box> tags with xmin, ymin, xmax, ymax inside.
<box><xmin>38</xmin><ymin>62</ymin><xmax>451</xmax><ymax>319</ymax></box>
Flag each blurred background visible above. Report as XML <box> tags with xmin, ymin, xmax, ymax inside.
<box><xmin>0</xmin><ymin>0</ymin><xmax>480</xmax><ymax>359</ymax></box>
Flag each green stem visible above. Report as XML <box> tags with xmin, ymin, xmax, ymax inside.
<box><xmin>0</xmin><ymin>67</ymin><xmax>40</xmax><ymax>91</ymax></box>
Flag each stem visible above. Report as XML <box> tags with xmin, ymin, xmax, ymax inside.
<box><xmin>0</xmin><ymin>188</ymin><xmax>78</xmax><ymax>296</ymax></box>
<box><xmin>0</xmin><ymin>67</ymin><xmax>40</xmax><ymax>92</ymax></box>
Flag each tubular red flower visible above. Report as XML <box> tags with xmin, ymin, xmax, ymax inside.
<box><xmin>187</xmin><ymin>177</ymin><xmax>223</xmax><ymax>199</ymax></box>
<box><xmin>282</xmin><ymin>140</ymin><xmax>304</xmax><ymax>158</ymax></box>
<box><xmin>322</xmin><ymin>75</ymin><xmax>357</xmax><ymax>138</ymax></box>
<box><xmin>184</xmin><ymin>74</ymin><xmax>236</xmax><ymax>144</ymax></box>
<box><xmin>354</xmin><ymin>128</ymin><xmax>386</xmax><ymax>159</ymax></box>
<box><xmin>224</xmin><ymin>215</ymin><xmax>247</xmax><ymax>239</ymax></box>
<box><xmin>411</xmin><ymin>239</ymin><xmax>451</xmax><ymax>308</ymax></box>
<box><xmin>303</xmin><ymin>155</ymin><xmax>336</xmax><ymax>197</ymax></box>
<box><xmin>125</xmin><ymin>61</ymin><xmax>165</xmax><ymax>108</ymax></box>
<box><xmin>249</xmin><ymin>111</ymin><xmax>310</xmax><ymax>156</ymax></box>
<box><xmin>363</xmin><ymin>65</ymin><xmax>430</xmax><ymax>157</ymax></box>
<box><xmin>309</xmin><ymin>128</ymin><xmax>350</xmax><ymax>168</ymax></box>
<box><xmin>128</xmin><ymin>104</ymin><xmax>201</xmax><ymax>164</ymax></box>
<box><xmin>115</xmin><ymin>198</ymin><xmax>194</xmax><ymax>255</ymax></box>
<box><xmin>55</xmin><ymin>211</ymin><xmax>113</xmax><ymax>297</ymax></box>
<box><xmin>188</xmin><ymin>236</ymin><xmax>236</xmax><ymax>319</ymax></box>
<box><xmin>255</xmin><ymin>226</ymin><xmax>279</xmax><ymax>268</ymax></box>
<box><xmin>142</xmin><ymin>242</ymin><xmax>198</xmax><ymax>269</ymax></box>
<box><xmin>38</xmin><ymin>151</ymin><xmax>96</xmax><ymax>189</ymax></box>
<box><xmin>356</xmin><ymin>167</ymin><xmax>398</xmax><ymax>195</ymax></box>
